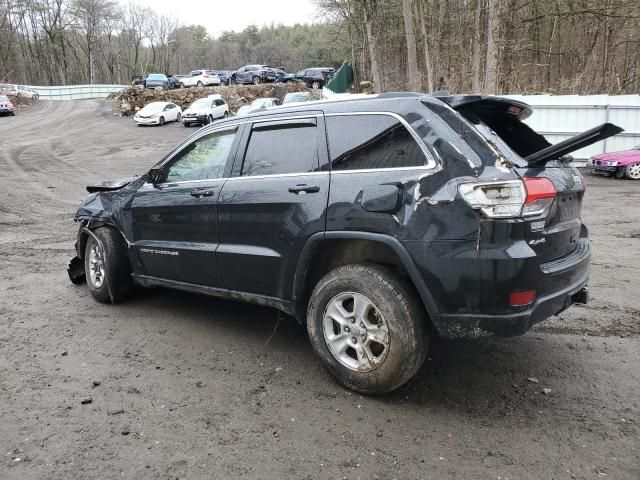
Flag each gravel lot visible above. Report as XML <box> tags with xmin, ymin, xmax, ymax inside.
<box><xmin>1</xmin><ymin>101</ymin><xmax>638</xmax><ymax>479</ymax></box>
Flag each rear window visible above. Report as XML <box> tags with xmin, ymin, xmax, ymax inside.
<box><xmin>325</xmin><ymin>114</ymin><xmax>428</xmax><ymax>171</ymax></box>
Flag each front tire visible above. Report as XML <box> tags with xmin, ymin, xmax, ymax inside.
<box><xmin>252</xmin><ymin>76</ymin><xmax>262</xmax><ymax>85</ymax></box>
<box><xmin>84</xmin><ymin>227</ymin><xmax>133</xmax><ymax>303</ymax></box>
<box><xmin>176</xmin><ymin>112</ymin><xmax>182</xmax><ymax>122</ymax></box>
<box><xmin>197</xmin><ymin>81</ymin><xmax>203</xmax><ymax>87</ymax></box>
<box><xmin>312</xmin><ymin>80</ymin><xmax>321</xmax><ymax>89</ymax></box>
<box><xmin>625</xmin><ymin>162</ymin><xmax>640</xmax><ymax>180</ymax></box>
<box><xmin>307</xmin><ymin>264</ymin><xmax>428</xmax><ymax>394</ymax></box>
<box><xmin>159</xmin><ymin>116</ymin><xmax>165</xmax><ymax>126</ymax></box>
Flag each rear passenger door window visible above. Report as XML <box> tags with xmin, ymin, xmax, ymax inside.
<box><xmin>240</xmin><ymin>118</ymin><xmax>321</xmax><ymax>176</ymax></box>
<box><xmin>325</xmin><ymin>114</ymin><xmax>429</xmax><ymax>171</ymax></box>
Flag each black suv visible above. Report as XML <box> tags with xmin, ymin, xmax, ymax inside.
<box><xmin>282</xmin><ymin>67</ymin><xmax>335</xmax><ymax>89</ymax></box>
<box><xmin>231</xmin><ymin>65</ymin><xmax>277</xmax><ymax>85</ymax></box>
<box><xmin>67</xmin><ymin>93</ymin><xmax>621</xmax><ymax>394</ymax></box>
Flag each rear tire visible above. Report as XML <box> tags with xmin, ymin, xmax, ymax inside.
<box><xmin>84</xmin><ymin>227</ymin><xmax>133</xmax><ymax>304</ymax></box>
<box><xmin>197</xmin><ymin>81</ymin><xmax>203</xmax><ymax>87</ymax></box>
<box><xmin>307</xmin><ymin>264</ymin><xmax>428</xmax><ymax>394</ymax></box>
<box><xmin>625</xmin><ymin>162</ymin><xmax>640</xmax><ymax>180</ymax></box>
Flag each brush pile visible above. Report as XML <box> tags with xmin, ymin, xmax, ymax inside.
<box><xmin>108</xmin><ymin>83</ymin><xmax>318</xmax><ymax>116</ymax></box>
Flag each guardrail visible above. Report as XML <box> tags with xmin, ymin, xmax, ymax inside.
<box><xmin>24</xmin><ymin>84</ymin><xmax>126</xmax><ymax>101</ymax></box>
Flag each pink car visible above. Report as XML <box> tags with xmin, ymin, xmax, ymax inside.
<box><xmin>0</xmin><ymin>95</ymin><xmax>15</xmax><ymax>116</ymax></box>
<box><xmin>591</xmin><ymin>145</ymin><xmax>640</xmax><ymax>180</ymax></box>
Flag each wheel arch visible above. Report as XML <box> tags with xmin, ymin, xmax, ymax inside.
<box><xmin>292</xmin><ymin>231</ymin><xmax>440</xmax><ymax>325</ymax></box>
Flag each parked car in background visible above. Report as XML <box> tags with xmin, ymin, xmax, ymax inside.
<box><xmin>145</xmin><ymin>73</ymin><xmax>170</xmax><ymax>90</ymax></box>
<box><xmin>180</xmin><ymin>70</ymin><xmax>220</xmax><ymax>88</ymax></box>
<box><xmin>182</xmin><ymin>94</ymin><xmax>229</xmax><ymax>127</ymax></box>
<box><xmin>17</xmin><ymin>86</ymin><xmax>39</xmax><ymax>99</ymax></box>
<box><xmin>0</xmin><ymin>84</ymin><xmax>19</xmax><ymax>96</ymax></box>
<box><xmin>591</xmin><ymin>145</ymin><xmax>640</xmax><ymax>180</ymax></box>
<box><xmin>231</xmin><ymin>65</ymin><xmax>277</xmax><ymax>85</ymax></box>
<box><xmin>0</xmin><ymin>95</ymin><xmax>15</xmax><ymax>116</ymax></box>
<box><xmin>168</xmin><ymin>75</ymin><xmax>185</xmax><ymax>89</ymax></box>
<box><xmin>131</xmin><ymin>75</ymin><xmax>146</xmax><ymax>87</ymax></box>
<box><xmin>133</xmin><ymin>102</ymin><xmax>182</xmax><ymax>126</ymax></box>
<box><xmin>215</xmin><ymin>71</ymin><xmax>233</xmax><ymax>86</ymax></box>
<box><xmin>68</xmin><ymin>93</ymin><xmax>619</xmax><ymax>394</ymax></box>
<box><xmin>295</xmin><ymin>68</ymin><xmax>335</xmax><ymax>89</ymax></box>
<box><xmin>283</xmin><ymin>91</ymin><xmax>312</xmax><ymax>104</ymax></box>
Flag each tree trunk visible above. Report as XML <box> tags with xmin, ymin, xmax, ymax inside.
<box><xmin>471</xmin><ymin>0</ymin><xmax>483</xmax><ymax>93</ymax></box>
<box><xmin>402</xmin><ymin>0</ymin><xmax>420</xmax><ymax>91</ymax></box>
<box><xmin>484</xmin><ymin>0</ymin><xmax>499</xmax><ymax>94</ymax></box>
<box><xmin>418</xmin><ymin>0</ymin><xmax>433</xmax><ymax>92</ymax></box>
<box><xmin>363</xmin><ymin>0</ymin><xmax>383</xmax><ymax>92</ymax></box>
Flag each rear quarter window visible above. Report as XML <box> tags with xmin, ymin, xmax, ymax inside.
<box><xmin>325</xmin><ymin>114</ymin><xmax>428</xmax><ymax>171</ymax></box>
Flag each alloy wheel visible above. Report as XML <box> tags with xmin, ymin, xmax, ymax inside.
<box><xmin>628</xmin><ymin>163</ymin><xmax>640</xmax><ymax>179</ymax></box>
<box><xmin>88</xmin><ymin>244</ymin><xmax>105</xmax><ymax>288</ymax></box>
<box><xmin>322</xmin><ymin>292</ymin><xmax>390</xmax><ymax>372</ymax></box>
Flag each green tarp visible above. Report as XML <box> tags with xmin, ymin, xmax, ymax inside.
<box><xmin>326</xmin><ymin>62</ymin><xmax>354</xmax><ymax>94</ymax></box>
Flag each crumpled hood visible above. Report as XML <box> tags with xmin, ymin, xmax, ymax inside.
<box><xmin>86</xmin><ymin>176</ymin><xmax>138</xmax><ymax>193</ymax></box>
<box><xmin>75</xmin><ymin>176</ymin><xmax>147</xmax><ymax>243</ymax></box>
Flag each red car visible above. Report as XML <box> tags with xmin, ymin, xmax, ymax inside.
<box><xmin>591</xmin><ymin>144</ymin><xmax>640</xmax><ymax>180</ymax></box>
<box><xmin>0</xmin><ymin>95</ymin><xmax>15</xmax><ymax>116</ymax></box>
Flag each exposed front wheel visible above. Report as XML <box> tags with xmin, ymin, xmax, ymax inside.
<box><xmin>252</xmin><ymin>76</ymin><xmax>262</xmax><ymax>85</ymax></box>
<box><xmin>197</xmin><ymin>81</ymin><xmax>203</xmax><ymax>87</ymax></box>
<box><xmin>176</xmin><ymin>113</ymin><xmax>182</xmax><ymax>122</ymax></box>
<box><xmin>625</xmin><ymin>162</ymin><xmax>640</xmax><ymax>180</ymax></box>
<box><xmin>312</xmin><ymin>80</ymin><xmax>321</xmax><ymax>89</ymax></box>
<box><xmin>207</xmin><ymin>114</ymin><xmax>213</xmax><ymax>124</ymax></box>
<box><xmin>159</xmin><ymin>116</ymin><xmax>165</xmax><ymax>126</ymax></box>
<box><xmin>84</xmin><ymin>227</ymin><xmax>133</xmax><ymax>303</ymax></box>
<box><xmin>307</xmin><ymin>264</ymin><xmax>428</xmax><ymax>394</ymax></box>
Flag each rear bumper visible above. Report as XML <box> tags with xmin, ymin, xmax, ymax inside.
<box><xmin>404</xmin><ymin>234</ymin><xmax>591</xmax><ymax>339</ymax></box>
<box><xmin>431</xmin><ymin>272</ymin><xmax>589</xmax><ymax>338</ymax></box>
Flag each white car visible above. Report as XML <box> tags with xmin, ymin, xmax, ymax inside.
<box><xmin>235</xmin><ymin>97</ymin><xmax>279</xmax><ymax>117</ymax></box>
<box><xmin>182</xmin><ymin>94</ymin><xmax>229</xmax><ymax>127</ymax></box>
<box><xmin>134</xmin><ymin>102</ymin><xmax>182</xmax><ymax>126</ymax></box>
<box><xmin>17</xmin><ymin>86</ymin><xmax>39</xmax><ymax>99</ymax></box>
<box><xmin>1</xmin><ymin>84</ymin><xmax>40</xmax><ymax>99</ymax></box>
<box><xmin>179</xmin><ymin>70</ymin><xmax>220</xmax><ymax>88</ymax></box>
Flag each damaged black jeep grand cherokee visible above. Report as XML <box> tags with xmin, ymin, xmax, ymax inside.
<box><xmin>68</xmin><ymin>93</ymin><xmax>622</xmax><ymax>394</ymax></box>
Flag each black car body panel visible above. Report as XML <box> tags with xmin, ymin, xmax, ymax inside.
<box><xmin>70</xmin><ymin>93</ymin><xmax>619</xmax><ymax>338</ymax></box>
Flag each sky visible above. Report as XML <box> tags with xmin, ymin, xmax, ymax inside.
<box><xmin>131</xmin><ymin>0</ymin><xmax>320</xmax><ymax>37</ymax></box>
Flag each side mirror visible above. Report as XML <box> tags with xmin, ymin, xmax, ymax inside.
<box><xmin>148</xmin><ymin>167</ymin><xmax>164</xmax><ymax>185</ymax></box>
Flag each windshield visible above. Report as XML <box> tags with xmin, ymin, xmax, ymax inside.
<box><xmin>142</xmin><ymin>103</ymin><xmax>165</xmax><ymax>113</ymax></box>
<box><xmin>252</xmin><ymin>99</ymin><xmax>272</xmax><ymax>107</ymax></box>
<box><xmin>284</xmin><ymin>93</ymin><xmax>310</xmax><ymax>103</ymax></box>
<box><xmin>0</xmin><ymin>95</ymin><xmax>9</xmax><ymax>102</ymax></box>
<box><xmin>191</xmin><ymin>99</ymin><xmax>209</xmax><ymax>108</ymax></box>
<box><xmin>147</xmin><ymin>74</ymin><xmax>166</xmax><ymax>80</ymax></box>
<box><xmin>634</xmin><ymin>144</ymin><xmax>640</xmax><ymax>150</ymax></box>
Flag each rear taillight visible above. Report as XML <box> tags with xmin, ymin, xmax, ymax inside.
<box><xmin>522</xmin><ymin>177</ymin><xmax>556</xmax><ymax>216</ymax></box>
<box><xmin>459</xmin><ymin>177</ymin><xmax>556</xmax><ymax>219</ymax></box>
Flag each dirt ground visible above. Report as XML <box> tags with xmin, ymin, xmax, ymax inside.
<box><xmin>1</xmin><ymin>100</ymin><xmax>638</xmax><ymax>479</ymax></box>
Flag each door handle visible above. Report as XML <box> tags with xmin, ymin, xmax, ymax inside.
<box><xmin>190</xmin><ymin>189</ymin><xmax>214</xmax><ymax>198</ymax></box>
<box><xmin>288</xmin><ymin>184</ymin><xmax>320</xmax><ymax>195</ymax></box>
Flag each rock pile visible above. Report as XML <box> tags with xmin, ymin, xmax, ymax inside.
<box><xmin>108</xmin><ymin>83</ymin><xmax>319</xmax><ymax>116</ymax></box>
